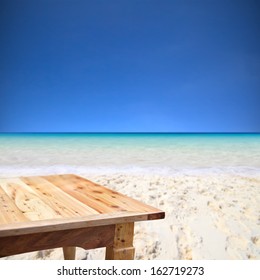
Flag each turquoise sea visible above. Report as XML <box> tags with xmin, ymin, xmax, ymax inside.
<box><xmin>0</xmin><ymin>133</ymin><xmax>260</xmax><ymax>176</ymax></box>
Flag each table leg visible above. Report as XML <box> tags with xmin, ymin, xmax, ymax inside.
<box><xmin>105</xmin><ymin>222</ymin><xmax>135</xmax><ymax>260</ymax></box>
<box><xmin>63</xmin><ymin>246</ymin><xmax>76</xmax><ymax>260</ymax></box>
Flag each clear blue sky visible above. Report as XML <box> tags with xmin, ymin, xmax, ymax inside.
<box><xmin>1</xmin><ymin>0</ymin><xmax>259</xmax><ymax>132</ymax></box>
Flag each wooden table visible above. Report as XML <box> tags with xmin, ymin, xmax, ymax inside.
<box><xmin>0</xmin><ymin>174</ymin><xmax>165</xmax><ymax>260</ymax></box>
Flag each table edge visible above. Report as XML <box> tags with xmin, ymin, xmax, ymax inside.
<box><xmin>0</xmin><ymin>211</ymin><xmax>165</xmax><ymax>237</ymax></box>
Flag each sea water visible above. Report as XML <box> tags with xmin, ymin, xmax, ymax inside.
<box><xmin>0</xmin><ymin>133</ymin><xmax>259</xmax><ymax>177</ymax></box>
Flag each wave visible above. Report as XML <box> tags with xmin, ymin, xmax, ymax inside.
<box><xmin>1</xmin><ymin>164</ymin><xmax>260</xmax><ymax>178</ymax></box>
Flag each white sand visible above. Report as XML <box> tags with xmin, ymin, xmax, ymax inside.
<box><xmin>2</xmin><ymin>172</ymin><xmax>260</xmax><ymax>260</ymax></box>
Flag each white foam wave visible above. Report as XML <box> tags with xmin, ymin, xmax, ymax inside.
<box><xmin>1</xmin><ymin>164</ymin><xmax>260</xmax><ymax>178</ymax></box>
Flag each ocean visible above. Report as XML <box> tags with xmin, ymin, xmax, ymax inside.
<box><xmin>0</xmin><ymin>133</ymin><xmax>260</xmax><ymax>177</ymax></box>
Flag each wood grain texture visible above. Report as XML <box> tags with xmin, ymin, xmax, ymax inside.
<box><xmin>44</xmin><ymin>174</ymin><xmax>155</xmax><ymax>214</ymax></box>
<box><xmin>106</xmin><ymin>223</ymin><xmax>135</xmax><ymax>260</ymax></box>
<box><xmin>0</xmin><ymin>224</ymin><xmax>115</xmax><ymax>258</ymax></box>
<box><xmin>0</xmin><ymin>174</ymin><xmax>164</xmax><ymax>237</ymax></box>
<box><xmin>0</xmin><ymin>212</ymin><xmax>151</xmax><ymax>237</ymax></box>
<box><xmin>0</xmin><ymin>178</ymin><xmax>59</xmax><ymax>221</ymax></box>
<box><xmin>21</xmin><ymin>176</ymin><xmax>98</xmax><ymax>217</ymax></box>
<box><xmin>63</xmin><ymin>247</ymin><xmax>76</xmax><ymax>260</ymax></box>
<box><xmin>0</xmin><ymin>185</ymin><xmax>29</xmax><ymax>225</ymax></box>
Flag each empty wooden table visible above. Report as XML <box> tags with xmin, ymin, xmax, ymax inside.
<box><xmin>0</xmin><ymin>174</ymin><xmax>165</xmax><ymax>260</ymax></box>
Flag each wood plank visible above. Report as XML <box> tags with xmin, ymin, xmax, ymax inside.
<box><xmin>0</xmin><ymin>178</ymin><xmax>61</xmax><ymax>221</ymax></box>
<box><xmin>44</xmin><ymin>175</ymin><xmax>125</xmax><ymax>213</ymax></box>
<box><xmin>21</xmin><ymin>176</ymin><xmax>99</xmax><ymax>217</ymax></box>
<box><xmin>0</xmin><ymin>212</ymin><xmax>152</xmax><ymax>237</ymax></box>
<box><xmin>0</xmin><ymin>224</ymin><xmax>115</xmax><ymax>258</ymax></box>
<box><xmin>44</xmin><ymin>174</ymin><xmax>163</xmax><ymax>215</ymax></box>
<box><xmin>0</xmin><ymin>185</ymin><xmax>29</xmax><ymax>224</ymax></box>
<box><xmin>71</xmin><ymin>174</ymin><xmax>162</xmax><ymax>213</ymax></box>
<box><xmin>72</xmin><ymin>176</ymin><xmax>160</xmax><ymax>212</ymax></box>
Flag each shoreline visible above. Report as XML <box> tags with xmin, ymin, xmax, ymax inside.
<box><xmin>1</xmin><ymin>164</ymin><xmax>260</xmax><ymax>178</ymax></box>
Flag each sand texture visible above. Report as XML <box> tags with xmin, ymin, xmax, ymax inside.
<box><xmin>2</xmin><ymin>172</ymin><xmax>260</xmax><ymax>260</ymax></box>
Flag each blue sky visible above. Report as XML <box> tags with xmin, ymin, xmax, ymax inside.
<box><xmin>1</xmin><ymin>0</ymin><xmax>259</xmax><ymax>132</ymax></box>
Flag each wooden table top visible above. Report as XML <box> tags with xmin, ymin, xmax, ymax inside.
<box><xmin>0</xmin><ymin>174</ymin><xmax>164</xmax><ymax>237</ymax></box>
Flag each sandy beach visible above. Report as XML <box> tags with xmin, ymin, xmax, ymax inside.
<box><xmin>2</xmin><ymin>171</ymin><xmax>260</xmax><ymax>260</ymax></box>
<box><xmin>0</xmin><ymin>134</ymin><xmax>260</xmax><ymax>260</ymax></box>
